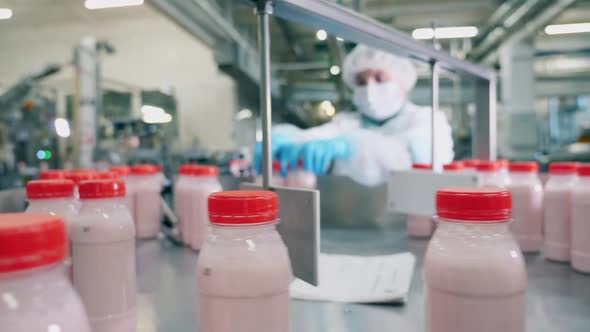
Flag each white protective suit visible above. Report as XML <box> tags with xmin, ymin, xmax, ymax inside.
<box><xmin>275</xmin><ymin>102</ymin><xmax>454</xmax><ymax>186</ymax></box>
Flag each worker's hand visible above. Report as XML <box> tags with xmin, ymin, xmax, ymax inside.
<box><xmin>254</xmin><ymin>134</ymin><xmax>294</xmax><ymax>175</ymax></box>
<box><xmin>289</xmin><ymin>137</ymin><xmax>353</xmax><ymax>175</ymax></box>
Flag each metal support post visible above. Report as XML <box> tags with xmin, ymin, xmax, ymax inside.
<box><xmin>474</xmin><ymin>76</ymin><xmax>497</xmax><ymax>161</ymax></box>
<box><xmin>430</xmin><ymin>61</ymin><xmax>440</xmax><ymax>171</ymax></box>
<box><xmin>256</xmin><ymin>1</ymin><xmax>273</xmax><ymax>188</ymax></box>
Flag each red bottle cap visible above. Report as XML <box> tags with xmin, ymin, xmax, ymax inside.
<box><xmin>476</xmin><ymin>161</ymin><xmax>500</xmax><ymax>172</ymax></box>
<box><xmin>96</xmin><ymin>171</ymin><xmax>119</xmax><ymax>180</ymax></box>
<box><xmin>79</xmin><ymin>180</ymin><xmax>126</xmax><ymax>199</ymax></box>
<box><xmin>549</xmin><ymin>162</ymin><xmax>579</xmax><ymax>175</ymax></box>
<box><xmin>443</xmin><ymin>162</ymin><xmax>464</xmax><ymax>171</ymax></box>
<box><xmin>462</xmin><ymin>159</ymin><xmax>481</xmax><ymax>168</ymax></box>
<box><xmin>66</xmin><ymin>170</ymin><xmax>98</xmax><ymax>184</ymax></box>
<box><xmin>208</xmin><ymin>190</ymin><xmax>278</xmax><ymax>225</ymax></box>
<box><xmin>26</xmin><ymin>180</ymin><xmax>75</xmax><ymax>199</ymax></box>
<box><xmin>412</xmin><ymin>164</ymin><xmax>431</xmax><ymax>170</ymax></box>
<box><xmin>110</xmin><ymin>165</ymin><xmax>131</xmax><ymax>177</ymax></box>
<box><xmin>436</xmin><ymin>187</ymin><xmax>512</xmax><ymax>222</ymax></box>
<box><xmin>273</xmin><ymin>160</ymin><xmax>282</xmax><ymax>172</ymax></box>
<box><xmin>0</xmin><ymin>213</ymin><xmax>67</xmax><ymax>273</ymax></box>
<box><xmin>498</xmin><ymin>159</ymin><xmax>510</xmax><ymax>169</ymax></box>
<box><xmin>578</xmin><ymin>163</ymin><xmax>590</xmax><ymax>177</ymax></box>
<box><xmin>131</xmin><ymin>164</ymin><xmax>159</xmax><ymax>175</ymax></box>
<box><xmin>179</xmin><ymin>164</ymin><xmax>198</xmax><ymax>175</ymax></box>
<box><xmin>509</xmin><ymin>162</ymin><xmax>539</xmax><ymax>173</ymax></box>
<box><xmin>179</xmin><ymin>164</ymin><xmax>219</xmax><ymax>176</ymax></box>
<box><xmin>39</xmin><ymin>170</ymin><xmax>69</xmax><ymax>180</ymax></box>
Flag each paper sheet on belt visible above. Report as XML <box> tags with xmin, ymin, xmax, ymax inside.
<box><xmin>290</xmin><ymin>252</ymin><xmax>415</xmax><ymax>304</ymax></box>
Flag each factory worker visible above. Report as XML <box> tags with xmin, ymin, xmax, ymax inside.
<box><xmin>256</xmin><ymin>45</ymin><xmax>454</xmax><ymax>186</ymax></box>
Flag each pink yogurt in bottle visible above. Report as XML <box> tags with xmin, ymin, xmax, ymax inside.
<box><xmin>286</xmin><ymin>160</ymin><xmax>317</xmax><ymax>189</ymax></box>
<box><xmin>543</xmin><ymin>162</ymin><xmax>579</xmax><ymax>262</ymax></box>
<box><xmin>476</xmin><ymin>161</ymin><xmax>506</xmax><ymax>187</ymax></box>
<box><xmin>25</xmin><ymin>179</ymin><xmax>78</xmax><ymax>277</ymax></box>
<box><xmin>425</xmin><ymin>187</ymin><xmax>526</xmax><ymax>332</ymax></box>
<box><xmin>407</xmin><ymin>164</ymin><xmax>435</xmax><ymax>238</ymax></box>
<box><xmin>197</xmin><ymin>190</ymin><xmax>292</xmax><ymax>332</ymax></box>
<box><xmin>71</xmin><ymin>180</ymin><xmax>136</xmax><ymax>332</ymax></box>
<box><xmin>174</xmin><ymin>163</ymin><xmax>197</xmax><ymax>242</ymax></box>
<box><xmin>182</xmin><ymin>165</ymin><xmax>222</xmax><ymax>250</ymax></box>
<box><xmin>571</xmin><ymin>164</ymin><xmax>590</xmax><ymax>273</ymax></box>
<box><xmin>130</xmin><ymin>164</ymin><xmax>162</xmax><ymax>239</ymax></box>
<box><xmin>110</xmin><ymin>165</ymin><xmax>133</xmax><ymax>215</ymax></box>
<box><xmin>507</xmin><ymin>162</ymin><xmax>544</xmax><ymax>253</ymax></box>
<box><xmin>0</xmin><ymin>213</ymin><xmax>91</xmax><ymax>332</ymax></box>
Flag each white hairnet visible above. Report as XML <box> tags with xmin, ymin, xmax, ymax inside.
<box><xmin>342</xmin><ymin>45</ymin><xmax>418</xmax><ymax>92</ymax></box>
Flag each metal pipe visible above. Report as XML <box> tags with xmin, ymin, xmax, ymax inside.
<box><xmin>256</xmin><ymin>1</ymin><xmax>273</xmax><ymax>188</ymax></box>
<box><xmin>430</xmin><ymin>61</ymin><xmax>440</xmax><ymax>171</ymax></box>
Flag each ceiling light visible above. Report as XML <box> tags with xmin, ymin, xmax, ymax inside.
<box><xmin>336</xmin><ymin>37</ymin><xmax>344</xmax><ymax>41</ymax></box>
<box><xmin>329</xmin><ymin>65</ymin><xmax>341</xmax><ymax>76</ymax></box>
<box><xmin>235</xmin><ymin>109</ymin><xmax>253</xmax><ymax>121</ymax></box>
<box><xmin>85</xmin><ymin>0</ymin><xmax>144</xmax><ymax>10</ymax></box>
<box><xmin>545</xmin><ymin>23</ymin><xmax>590</xmax><ymax>35</ymax></box>
<box><xmin>412</xmin><ymin>26</ymin><xmax>478</xmax><ymax>40</ymax></box>
<box><xmin>316</xmin><ymin>29</ymin><xmax>328</xmax><ymax>41</ymax></box>
<box><xmin>141</xmin><ymin>105</ymin><xmax>172</xmax><ymax>124</ymax></box>
<box><xmin>319</xmin><ymin>100</ymin><xmax>336</xmax><ymax>117</ymax></box>
<box><xmin>0</xmin><ymin>8</ymin><xmax>13</xmax><ymax>19</ymax></box>
<box><xmin>54</xmin><ymin>118</ymin><xmax>71</xmax><ymax>138</ymax></box>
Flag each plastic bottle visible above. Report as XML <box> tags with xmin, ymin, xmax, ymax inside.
<box><xmin>476</xmin><ymin>161</ymin><xmax>505</xmax><ymax>187</ymax></box>
<box><xmin>0</xmin><ymin>213</ymin><xmax>91</xmax><ymax>331</ymax></box>
<box><xmin>571</xmin><ymin>163</ymin><xmax>590</xmax><ymax>273</ymax></box>
<box><xmin>110</xmin><ymin>165</ymin><xmax>133</xmax><ymax>214</ymax></box>
<box><xmin>130</xmin><ymin>164</ymin><xmax>162</xmax><ymax>239</ymax></box>
<box><xmin>407</xmin><ymin>164</ymin><xmax>435</xmax><ymax>238</ymax></box>
<box><xmin>183</xmin><ymin>165</ymin><xmax>222</xmax><ymax>250</ymax></box>
<box><xmin>174</xmin><ymin>164</ymin><xmax>197</xmax><ymax>242</ymax></box>
<box><xmin>40</xmin><ymin>169</ymin><xmax>69</xmax><ymax>180</ymax></box>
<box><xmin>25</xmin><ymin>180</ymin><xmax>78</xmax><ymax>229</ymax></box>
<box><xmin>543</xmin><ymin>162</ymin><xmax>579</xmax><ymax>262</ymax></box>
<box><xmin>71</xmin><ymin>180</ymin><xmax>136</xmax><ymax>332</ymax></box>
<box><xmin>498</xmin><ymin>159</ymin><xmax>511</xmax><ymax>186</ymax></box>
<box><xmin>442</xmin><ymin>162</ymin><xmax>465</xmax><ymax>172</ymax></box>
<box><xmin>286</xmin><ymin>160</ymin><xmax>317</xmax><ymax>189</ymax></box>
<box><xmin>197</xmin><ymin>190</ymin><xmax>292</xmax><ymax>332</ymax></box>
<box><xmin>507</xmin><ymin>162</ymin><xmax>543</xmax><ymax>253</ymax></box>
<box><xmin>425</xmin><ymin>187</ymin><xmax>526</xmax><ymax>332</ymax></box>
<box><xmin>255</xmin><ymin>160</ymin><xmax>285</xmax><ymax>186</ymax></box>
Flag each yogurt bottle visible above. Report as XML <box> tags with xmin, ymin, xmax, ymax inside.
<box><xmin>197</xmin><ymin>190</ymin><xmax>292</xmax><ymax>332</ymax></box>
<box><xmin>255</xmin><ymin>160</ymin><xmax>285</xmax><ymax>187</ymax></box>
<box><xmin>110</xmin><ymin>165</ymin><xmax>133</xmax><ymax>214</ymax></box>
<box><xmin>425</xmin><ymin>187</ymin><xmax>526</xmax><ymax>332</ymax></box>
<box><xmin>407</xmin><ymin>164</ymin><xmax>435</xmax><ymax>238</ymax></box>
<box><xmin>543</xmin><ymin>162</ymin><xmax>579</xmax><ymax>262</ymax></box>
<box><xmin>40</xmin><ymin>169</ymin><xmax>69</xmax><ymax>180</ymax></box>
<box><xmin>174</xmin><ymin>163</ymin><xmax>197</xmax><ymax>242</ymax></box>
<box><xmin>25</xmin><ymin>180</ymin><xmax>78</xmax><ymax>227</ymax></box>
<box><xmin>183</xmin><ymin>165</ymin><xmax>222</xmax><ymax>250</ymax></box>
<box><xmin>476</xmin><ymin>161</ymin><xmax>505</xmax><ymax>187</ymax></box>
<box><xmin>0</xmin><ymin>213</ymin><xmax>91</xmax><ymax>332</ymax></box>
<box><xmin>507</xmin><ymin>162</ymin><xmax>543</xmax><ymax>253</ymax></box>
<box><xmin>462</xmin><ymin>159</ymin><xmax>481</xmax><ymax>172</ymax></box>
<box><xmin>130</xmin><ymin>164</ymin><xmax>162</xmax><ymax>239</ymax></box>
<box><xmin>71</xmin><ymin>180</ymin><xmax>137</xmax><ymax>332</ymax></box>
<box><xmin>442</xmin><ymin>162</ymin><xmax>465</xmax><ymax>172</ymax></box>
<box><xmin>286</xmin><ymin>160</ymin><xmax>317</xmax><ymax>189</ymax></box>
<box><xmin>571</xmin><ymin>163</ymin><xmax>590</xmax><ymax>273</ymax></box>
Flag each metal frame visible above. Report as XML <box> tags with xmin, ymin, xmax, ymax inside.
<box><xmin>247</xmin><ymin>0</ymin><xmax>497</xmax><ymax>182</ymax></box>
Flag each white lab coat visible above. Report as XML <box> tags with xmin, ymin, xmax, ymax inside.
<box><xmin>275</xmin><ymin>102</ymin><xmax>454</xmax><ymax>186</ymax></box>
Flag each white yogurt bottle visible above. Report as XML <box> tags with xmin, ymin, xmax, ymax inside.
<box><xmin>507</xmin><ymin>162</ymin><xmax>544</xmax><ymax>253</ymax></box>
<box><xmin>286</xmin><ymin>160</ymin><xmax>317</xmax><ymax>189</ymax></box>
<box><xmin>174</xmin><ymin>163</ymin><xmax>197</xmax><ymax>242</ymax></box>
<box><xmin>407</xmin><ymin>164</ymin><xmax>435</xmax><ymax>238</ymax></box>
<box><xmin>442</xmin><ymin>162</ymin><xmax>465</xmax><ymax>173</ymax></box>
<box><xmin>131</xmin><ymin>164</ymin><xmax>162</xmax><ymax>239</ymax></box>
<box><xmin>476</xmin><ymin>161</ymin><xmax>505</xmax><ymax>187</ymax></box>
<box><xmin>71</xmin><ymin>179</ymin><xmax>137</xmax><ymax>332</ymax></box>
<box><xmin>40</xmin><ymin>169</ymin><xmax>69</xmax><ymax>180</ymax></box>
<box><xmin>197</xmin><ymin>190</ymin><xmax>292</xmax><ymax>332</ymax></box>
<box><xmin>110</xmin><ymin>165</ymin><xmax>133</xmax><ymax>214</ymax></box>
<box><xmin>543</xmin><ymin>162</ymin><xmax>579</xmax><ymax>262</ymax></box>
<box><xmin>184</xmin><ymin>165</ymin><xmax>222</xmax><ymax>250</ymax></box>
<box><xmin>425</xmin><ymin>187</ymin><xmax>526</xmax><ymax>332</ymax></box>
<box><xmin>0</xmin><ymin>213</ymin><xmax>91</xmax><ymax>332</ymax></box>
<box><xmin>255</xmin><ymin>160</ymin><xmax>285</xmax><ymax>186</ymax></box>
<box><xmin>571</xmin><ymin>163</ymin><xmax>590</xmax><ymax>273</ymax></box>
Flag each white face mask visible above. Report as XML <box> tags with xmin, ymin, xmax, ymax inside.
<box><xmin>353</xmin><ymin>81</ymin><xmax>406</xmax><ymax>121</ymax></box>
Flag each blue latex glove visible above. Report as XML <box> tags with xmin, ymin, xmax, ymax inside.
<box><xmin>284</xmin><ymin>137</ymin><xmax>353</xmax><ymax>175</ymax></box>
<box><xmin>254</xmin><ymin>134</ymin><xmax>294</xmax><ymax>175</ymax></box>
